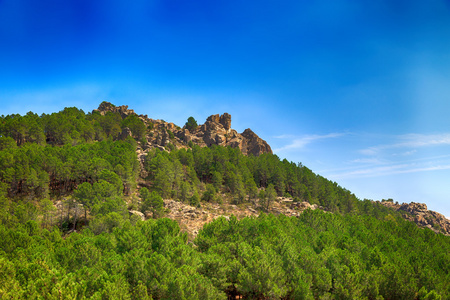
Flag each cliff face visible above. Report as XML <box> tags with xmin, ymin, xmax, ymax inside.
<box><xmin>95</xmin><ymin>102</ymin><xmax>272</xmax><ymax>156</ymax></box>
<box><xmin>380</xmin><ymin>201</ymin><xmax>450</xmax><ymax>235</ymax></box>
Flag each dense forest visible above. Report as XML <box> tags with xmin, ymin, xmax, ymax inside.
<box><xmin>0</xmin><ymin>104</ymin><xmax>449</xmax><ymax>299</ymax></box>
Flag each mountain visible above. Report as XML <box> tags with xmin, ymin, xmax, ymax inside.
<box><xmin>0</xmin><ymin>102</ymin><xmax>449</xmax><ymax>299</ymax></box>
<box><xmin>95</xmin><ymin>101</ymin><xmax>450</xmax><ymax>236</ymax></box>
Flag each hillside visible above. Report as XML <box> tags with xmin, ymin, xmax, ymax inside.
<box><xmin>0</xmin><ymin>102</ymin><xmax>449</xmax><ymax>299</ymax></box>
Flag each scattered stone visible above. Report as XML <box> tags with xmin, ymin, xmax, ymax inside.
<box><xmin>248</xmin><ymin>207</ymin><xmax>257</xmax><ymax>213</ymax></box>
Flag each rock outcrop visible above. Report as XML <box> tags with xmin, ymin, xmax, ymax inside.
<box><xmin>176</xmin><ymin>113</ymin><xmax>272</xmax><ymax>156</ymax></box>
<box><xmin>380</xmin><ymin>201</ymin><xmax>450</xmax><ymax>235</ymax></box>
<box><xmin>241</xmin><ymin>128</ymin><xmax>273</xmax><ymax>156</ymax></box>
<box><xmin>95</xmin><ymin>102</ymin><xmax>136</xmax><ymax>119</ymax></box>
<box><xmin>156</xmin><ymin>197</ymin><xmax>323</xmax><ymax>238</ymax></box>
<box><xmin>118</xmin><ymin>127</ymin><xmax>132</xmax><ymax>140</ymax></box>
<box><xmin>95</xmin><ymin>102</ymin><xmax>272</xmax><ymax>156</ymax></box>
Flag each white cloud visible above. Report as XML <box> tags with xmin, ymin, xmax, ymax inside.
<box><xmin>392</xmin><ymin>150</ymin><xmax>417</xmax><ymax>156</ymax></box>
<box><xmin>356</xmin><ymin>163</ymin><xmax>450</xmax><ymax>179</ymax></box>
<box><xmin>351</xmin><ymin>158</ymin><xmax>387</xmax><ymax>165</ymax></box>
<box><xmin>323</xmin><ymin>133</ymin><xmax>450</xmax><ymax>180</ymax></box>
<box><xmin>359</xmin><ymin>133</ymin><xmax>450</xmax><ymax>155</ymax></box>
<box><xmin>273</xmin><ymin>133</ymin><xmax>346</xmax><ymax>152</ymax></box>
<box><xmin>330</xmin><ymin>163</ymin><xmax>411</xmax><ymax>179</ymax></box>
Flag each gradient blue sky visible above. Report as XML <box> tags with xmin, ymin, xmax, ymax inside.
<box><xmin>2</xmin><ymin>0</ymin><xmax>450</xmax><ymax>217</ymax></box>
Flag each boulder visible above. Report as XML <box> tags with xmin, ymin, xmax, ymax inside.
<box><xmin>129</xmin><ymin>210</ymin><xmax>145</xmax><ymax>221</ymax></box>
<box><xmin>219</xmin><ymin>113</ymin><xmax>231</xmax><ymax>130</ymax></box>
<box><xmin>118</xmin><ymin>127</ymin><xmax>132</xmax><ymax>140</ymax></box>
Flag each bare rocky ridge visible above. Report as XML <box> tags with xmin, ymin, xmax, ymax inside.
<box><xmin>95</xmin><ymin>102</ymin><xmax>272</xmax><ymax>156</ymax></box>
<box><xmin>161</xmin><ymin>198</ymin><xmax>319</xmax><ymax>238</ymax></box>
<box><xmin>169</xmin><ymin>198</ymin><xmax>450</xmax><ymax>239</ymax></box>
<box><xmin>380</xmin><ymin>201</ymin><xmax>450</xmax><ymax>235</ymax></box>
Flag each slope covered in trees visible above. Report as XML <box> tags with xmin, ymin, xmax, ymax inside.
<box><xmin>0</xmin><ymin>208</ymin><xmax>448</xmax><ymax>299</ymax></box>
<box><xmin>0</xmin><ymin>103</ymin><xmax>449</xmax><ymax>299</ymax></box>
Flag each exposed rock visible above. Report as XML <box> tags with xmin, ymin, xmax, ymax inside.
<box><xmin>95</xmin><ymin>102</ymin><xmax>271</xmax><ymax>156</ymax></box>
<box><xmin>155</xmin><ymin>130</ymin><xmax>170</xmax><ymax>147</ymax></box>
<box><xmin>206</xmin><ymin>114</ymin><xmax>220</xmax><ymax>124</ymax></box>
<box><xmin>219</xmin><ymin>113</ymin><xmax>232</xmax><ymax>130</ymax></box>
<box><xmin>94</xmin><ymin>103</ymin><xmax>273</xmax><ymax>184</ymax></box>
<box><xmin>380</xmin><ymin>201</ymin><xmax>450</xmax><ymax>235</ymax></box>
<box><xmin>292</xmin><ymin>201</ymin><xmax>318</xmax><ymax>210</ymax></box>
<box><xmin>398</xmin><ymin>202</ymin><xmax>428</xmax><ymax>214</ymax></box>
<box><xmin>129</xmin><ymin>210</ymin><xmax>145</xmax><ymax>221</ymax></box>
<box><xmin>96</xmin><ymin>101</ymin><xmax>116</xmax><ymax>113</ymax></box>
<box><xmin>95</xmin><ymin>102</ymin><xmax>136</xmax><ymax>119</ymax></box>
<box><xmin>157</xmin><ymin>196</ymin><xmax>328</xmax><ymax>238</ymax></box>
<box><xmin>118</xmin><ymin>127</ymin><xmax>132</xmax><ymax>140</ymax></box>
<box><xmin>182</xmin><ymin>113</ymin><xmax>272</xmax><ymax>156</ymax></box>
<box><xmin>241</xmin><ymin>128</ymin><xmax>273</xmax><ymax>156</ymax></box>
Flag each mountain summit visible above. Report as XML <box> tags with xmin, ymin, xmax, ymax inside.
<box><xmin>95</xmin><ymin>101</ymin><xmax>272</xmax><ymax>156</ymax></box>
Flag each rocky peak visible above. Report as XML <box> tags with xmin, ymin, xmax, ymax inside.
<box><xmin>219</xmin><ymin>113</ymin><xmax>231</xmax><ymax>130</ymax></box>
<box><xmin>204</xmin><ymin>113</ymin><xmax>231</xmax><ymax>132</ymax></box>
<box><xmin>95</xmin><ymin>102</ymin><xmax>136</xmax><ymax>119</ymax></box>
<box><xmin>240</xmin><ymin>128</ymin><xmax>273</xmax><ymax>156</ymax></box>
<box><xmin>181</xmin><ymin>113</ymin><xmax>272</xmax><ymax>156</ymax></box>
<box><xmin>97</xmin><ymin>101</ymin><xmax>114</xmax><ymax>112</ymax></box>
<box><xmin>206</xmin><ymin>114</ymin><xmax>220</xmax><ymax>124</ymax></box>
<box><xmin>93</xmin><ymin>102</ymin><xmax>272</xmax><ymax>157</ymax></box>
<box><xmin>142</xmin><ymin>111</ymin><xmax>272</xmax><ymax>156</ymax></box>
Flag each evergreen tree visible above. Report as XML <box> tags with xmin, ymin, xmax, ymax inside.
<box><xmin>140</xmin><ymin>188</ymin><xmax>165</xmax><ymax>218</ymax></box>
<box><xmin>263</xmin><ymin>184</ymin><xmax>277</xmax><ymax>211</ymax></box>
<box><xmin>185</xmin><ymin>116</ymin><xmax>198</xmax><ymax>132</ymax></box>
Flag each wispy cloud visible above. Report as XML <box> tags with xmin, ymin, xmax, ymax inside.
<box><xmin>274</xmin><ymin>133</ymin><xmax>345</xmax><ymax>152</ymax></box>
<box><xmin>360</xmin><ymin>133</ymin><xmax>450</xmax><ymax>155</ymax></box>
<box><xmin>318</xmin><ymin>133</ymin><xmax>450</xmax><ymax>180</ymax></box>
<box><xmin>350</xmin><ymin>158</ymin><xmax>387</xmax><ymax>165</ymax></box>
<box><xmin>392</xmin><ymin>150</ymin><xmax>417</xmax><ymax>156</ymax></box>
<box><xmin>331</xmin><ymin>162</ymin><xmax>450</xmax><ymax>180</ymax></box>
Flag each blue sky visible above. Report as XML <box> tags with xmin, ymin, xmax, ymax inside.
<box><xmin>1</xmin><ymin>0</ymin><xmax>450</xmax><ymax>217</ymax></box>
